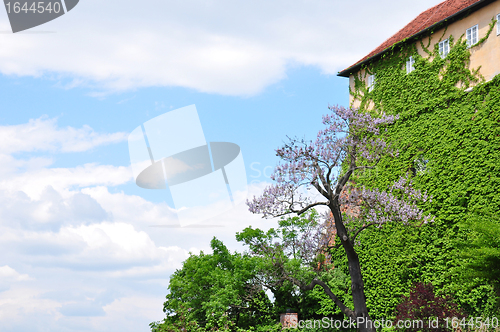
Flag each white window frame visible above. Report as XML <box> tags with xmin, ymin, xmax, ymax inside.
<box><xmin>439</xmin><ymin>39</ymin><xmax>449</xmax><ymax>58</ymax></box>
<box><xmin>497</xmin><ymin>13</ymin><xmax>500</xmax><ymax>35</ymax></box>
<box><xmin>406</xmin><ymin>56</ymin><xmax>415</xmax><ymax>74</ymax></box>
<box><xmin>367</xmin><ymin>74</ymin><xmax>375</xmax><ymax>92</ymax></box>
<box><xmin>414</xmin><ymin>154</ymin><xmax>429</xmax><ymax>176</ymax></box>
<box><xmin>466</xmin><ymin>24</ymin><xmax>478</xmax><ymax>47</ymax></box>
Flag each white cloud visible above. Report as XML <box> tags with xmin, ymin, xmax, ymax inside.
<box><xmin>0</xmin><ymin>286</ymin><xmax>165</xmax><ymax>331</ymax></box>
<box><xmin>0</xmin><ymin>153</ymin><xmax>54</xmax><ymax>178</ymax></box>
<box><xmin>82</xmin><ymin>186</ymin><xmax>179</xmax><ymax>228</ymax></box>
<box><xmin>0</xmin><ymin>287</ymin><xmax>62</xmax><ymax>326</ymax></box>
<box><xmin>0</xmin><ymin>163</ymin><xmax>133</xmax><ymax>200</ymax></box>
<box><xmin>0</xmin><ymin>117</ymin><xmax>131</xmax><ymax>199</ymax></box>
<box><xmin>106</xmin><ymin>246</ymin><xmax>195</xmax><ymax>278</ymax></box>
<box><xmin>0</xmin><ymin>117</ymin><xmax>127</xmax><ymax>155</ymax></box>
<box><xmin>1</xmin><ymin>221</ymin><xmax>182</xmax><ymax>271</ymax></box>
<box><xmin>97</xmin><ymin>296</ymin><xmax>165</xmax><ymax>331</ymax></box>
<box><xmin>65</xmin><ymin>222</ymin><xmax>166</xmax><ymax>266</ymax></box>
<box><xmin>81</xmin><ymin>183</ymin><xmax>280</xmax><ymax>250</ymax></box>
<box><xmin>0</xmin><ymin>0</ymin><xmax>443</xmax><ymax>96</ymax></box>
<box><xmin>0</xmin><ymin>170</ymin><xmax>279</xmax><ymax>331</ymax></box>
<box><xmin>0</xmin><ymin>266</ymin><xmax>32</xmax><ymax>281</ymax></box>
<box><xmin>0</xmin><ymin>187</ymin><xmax>110</xmax><ymax>232</ymax></box>
<box><xmin>0</xmin><ymin>180</ymin><xmax>277</xmax><ymax>272</ymax></box>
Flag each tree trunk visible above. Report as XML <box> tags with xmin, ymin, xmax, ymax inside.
<box><xmin>331</xmin><ymin>202</ymin><xmax>376</xmax><ymax>332</ymax></box>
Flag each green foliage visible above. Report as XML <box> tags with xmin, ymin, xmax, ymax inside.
<box><xmin>345</xmin><ymin>22</ymin><xmax>500</xmax><ymax>319</ymax></box>
<box><xmin>311</xmin><ymin>268</ymin><xmax>352</xmax><ymax>317</ymax></box>
<box><xmin>459</xmin><ymin>211</ymin><xmax>500</xmax><ymax>287</ymax></box>
<box><xmin>236</xmin><ymin>211</ymin><xmax>351</xmax><ymax>320</ymax></box>
<box><xmin>454</xmin><ymin>209</ymin><xmax>500</xmax><ymax>314</ymax></box>
<box><xmin>151</xmin><ymin>238</ymin><xmax>276</xmax><ymax>331</ymax></box>
<box><xmin>153</xmin><ymin>19</ymin><xmax>500</xmax><ymax>331</ymax></box>
<box><xmin>150</xmin><ymin>305</ymin><xmax>204</xmax><ymax>332</ymax></box>
<box><xmin>153</xmin><ymin>213</ymin><xmax>352</xmax><ymax>332</ymax></box>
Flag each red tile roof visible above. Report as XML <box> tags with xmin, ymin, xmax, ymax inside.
<box><xmin>338</xmin><ymin>0</ymin><xmax>488</xmax><ymax>77</ymax></box>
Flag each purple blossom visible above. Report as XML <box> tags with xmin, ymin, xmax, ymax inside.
<box><xmin>246</xmin><ymin>106</ymin><xmax>432</xmax><ymax>247</ymax></box>
<box><xmin>242</xmin><ymin>106</ymin><xmax>433</xmax><ymax>328</ymax></box>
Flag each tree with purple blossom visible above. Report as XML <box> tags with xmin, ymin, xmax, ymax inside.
<box><xmin>244</xmin><ymin>106</ymin><xmax>434</xmax><ymax>332</ymax></box>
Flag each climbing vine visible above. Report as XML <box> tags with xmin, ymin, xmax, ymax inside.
<box><xmin>333</xmin><ymin>17</ymin><xmax>500</xmax><ymax>320</ymax></box>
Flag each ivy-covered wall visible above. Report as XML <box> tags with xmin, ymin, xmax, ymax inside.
<box><xmin>333</xmin><ymin>23</ymin><xmax>500</xmax><ymax>319</ymax></box>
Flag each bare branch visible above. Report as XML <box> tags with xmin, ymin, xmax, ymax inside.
<box><xmin>291</xmin><ymin>201</ymin><xmax>330</xmax><ymax>215</ymax></box>
<box><xmin>312</xmin><ymin>180</ymin><xmax>330</xmax><ymax>199</ymax></box>
<box><xmin>315</xmin><ymin>161</ymin><xmax>330</xmax><ymax>194</ymax></box>
<box><xmin>335</xmin><ymin>168</ymin><xmax>354</xmax><ymax>198</ymax></box>
<box><xmin>351</xmin><ymin>222</ymin><xmax>377</xmax><ymax>243</ymax></box>
<box><xmin>325</xmin><ymin>165</ymin><xmax>334</xmax><ymax>190</ymax></box>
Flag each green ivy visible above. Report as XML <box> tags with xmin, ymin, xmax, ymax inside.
<box><xmin>339</xmin><ymin>19</ymin><xmax>500</xmax><ymax>320</ymax></box>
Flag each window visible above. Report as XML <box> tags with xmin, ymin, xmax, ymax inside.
<box><xmin>406</xmin><ymin>56</ymin><xmax>415</xmax><ymax>74</ymax></box>
<box><xmin>367</xmin><ymin>74</ymin><xmax>375</xmax><ymax>92</ymax></box>
<box><xmin>466</xmin><ymin>24</ymin><xmax>478</xmax><ymax>47</ymax></box>
<box><xmin>439</xmin><ymin>39</ymin><xmax>449</xmax><ymax>58</ymax></box>
<box><xmin>497</xmin><ymin>14</ymin><xmax>500</xmax><ymax>35</ymax></box>
<box><xmin>412</xmin><ymin>154</ymin><xmax>429</xmax><ymax>176</ymax></box>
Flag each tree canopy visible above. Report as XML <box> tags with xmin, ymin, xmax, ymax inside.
<box><xmin>151</xmin><ymin>238</ymin><xmax>276</xmax><ymax>331</ymax></box>
<box><xmin>246</xmin><ymin>106</ymin><xmax>433</xmax><ymax>332</ymax></box>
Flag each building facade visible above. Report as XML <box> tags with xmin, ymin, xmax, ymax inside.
<box><xmin>330</xmin><ymin>0</ymin><xmax>500</xmax><ymax>318</ymax></box>
<box><xmin>339</xmin><ymin>0</ymin><xmax>500</xmax><ymax>108</ymax></box>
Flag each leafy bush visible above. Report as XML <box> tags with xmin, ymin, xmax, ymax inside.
<box><xmin>394</xmin><ymin>282</ymin><xmax>465</xmax><ymax>332</ymax></box>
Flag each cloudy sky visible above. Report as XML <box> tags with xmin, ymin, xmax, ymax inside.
<box><xmin>0</xmin><ymin>0</ymin><xmax>443</xmax><ymax>331</ymax></box>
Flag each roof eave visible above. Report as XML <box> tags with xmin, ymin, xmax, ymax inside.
<box><xmin>337</xmin><ymin>0</ymin><xmax>493</xmax><ymax>78</ymax></box>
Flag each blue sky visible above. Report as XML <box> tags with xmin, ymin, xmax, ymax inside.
<box><xmin>0</xmin><ymin>0</ymin><xmax>443</xmax><ymax>331</ymax></box>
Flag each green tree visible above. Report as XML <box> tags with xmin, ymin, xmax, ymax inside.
<box><xmin>246</xmin><ymin>106</ymin><xmax>433</xmax><ymax>332</ymax></box>
<box><xmin>151</xmin><ymin>238</ymin><xmax>277</xmax><ymax>331</ymax></box>
<box><xmin>236</xmin><ymin>211</ymin><xmax>352</xmax><ymax>322</ymax></box>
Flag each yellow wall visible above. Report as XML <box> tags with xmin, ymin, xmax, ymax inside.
<box><xmin>349</xmin><ymin>0</ymin><xmax>500</xmax><ymax>108</ymax></box>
